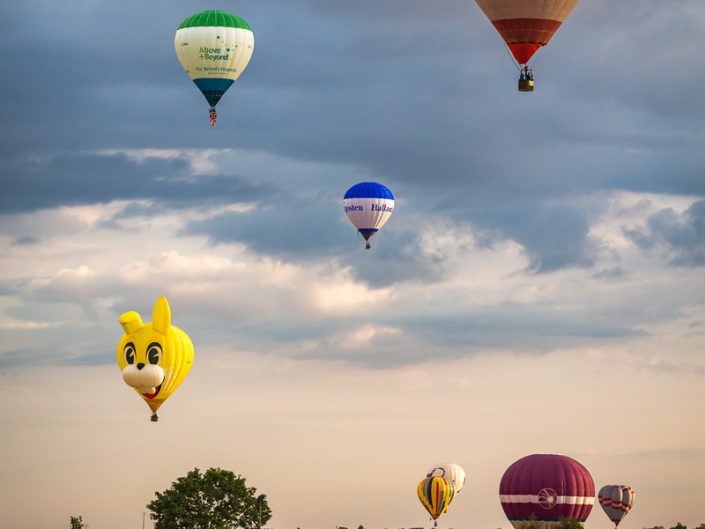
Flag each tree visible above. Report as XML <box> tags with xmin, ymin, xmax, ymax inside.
<box><xmin>147</xmin><ymin>467</ymin><xmax>272</xmax><ymax>529</ymax></box>
<box><xmin>70</xmin><ymin>516</ymin><xmax>86</xmax><ymax>529</ymax></box>
<box><xmin>670</xmin><ymin>524</ymin><xmax>687</xmax><ymax>529</ymax></box>
<box><xmin>552</xmin><ymin>519</ymin><xmax>584</xmax><ymax>529</ymax></box>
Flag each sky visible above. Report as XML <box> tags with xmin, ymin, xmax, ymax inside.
<box><xmin>1</xmin><ymin>1</ymin><xmax>704</xmax><ymax>528</ymax></box>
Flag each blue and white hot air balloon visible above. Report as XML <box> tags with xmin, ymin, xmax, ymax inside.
<box><xmin>343</xmin><ymin>182</ymin><xmax>395</xmax><ymax>250</ymax></box>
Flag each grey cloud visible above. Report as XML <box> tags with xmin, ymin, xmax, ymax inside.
<box><xmin>11</xmin><ymin>236</ymin><xmax>40</xmax><ymax>246</ymax></box>
<box><xmin>512</xmin><ymin>206</ymin><xmax>600</xmax><ymax>273</ymax></box>
<box><xmin>637</xmin><ymin>360</ymin><xmax>705</xmax><ymax>376</ymax></box>
<box><xmin>0</xmin><ymin>340</ymin><xmax>114</xmax><ymax>369</ymax></box>
<box><xmin>592</xmin><ymin>266</ymin><xmax>629</xmax><ymax>281</ymax></box>
<box><xmin>624</xmin><ymin>200</ymin><xmax>705</xmax><ymax>266</ymax></box>
<box><xmin>0</xmin><ymin>347</ymin><xmax>100</xmax><ymax>368</ymax></box>
<box><xmin>1</xmin><ymin>0</ymin><xmax>704</xmax><ymax>372</ymax></box>
<box><xmin>0</xmin><ymin>348</ymin><xmax>46</xmax><ymax>368</ymax></box>
<box><xmin>1</xmin><ymin>0</ymin><xmax>703</xmax><ymax>203</ymax></box>
<box><xmin>5</xmin><ymin>301</ymin><xmax>87</xmax><ymax>323</ymax></box>
<box><xmin>183</xmin><ymin>194</ymin><xmax>448</xmax><ymax>288</ymax></box>
<box><xmin>1</xmin><ymin>0</ymin><xmax>703</xmax><ymax>284</ymax></box>
<box><xmin>0</xmin><ymin>152</ymin><xmax>270</xmax><ymax>214</ymax></box>
<box><xmin>452</xmin><ymin>201</ymin><xmax>603</xmax><ymax>274</ymax></box>
<box><xmin>184</xmin><ymin>194</ymin><xmax>345</xmax><ymax>259</ymax></box>
<box><xmin>0</xmin><ymin>280</ymin><xmax>21</xmax><ymax>296</ymax></box>
<box><xmin>226</xmin><ymin>303</ymin><xmax>646</xmax><ymax>369</ymax></box>
<box><xmin>0</xmin><ymin>255</ymin><xmax>697</xmax><ymax>369</ymax></box>
<box><xmin>396</xmin><ymin>308</ymin><xmax>644</xmax><ymax>349</ymax></box>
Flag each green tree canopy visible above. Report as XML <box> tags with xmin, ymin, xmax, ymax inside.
<box><xmin>669</xmin><ymin>524</ymin><xmax>688</xmax><ymax>529</ymax></box>
<box><xmin>147</xmin><ymin>467</ymin><xmax>272</xmax><ymax>529</ymax></box>
<box><xmin>552</xmin><ymin>519</ymin><xmax>584</xmax><ymax>529</ymax></box>
<box><xmin>69</xmin><ymin>516</ymin><xmax>86</xmax><ymax>529</ymax></box>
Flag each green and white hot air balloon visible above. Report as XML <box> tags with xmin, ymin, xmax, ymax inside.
<box><xmin>174</xmin><ymin>10</ymin><xmax>254</xmax><ymax>125</ymax></box>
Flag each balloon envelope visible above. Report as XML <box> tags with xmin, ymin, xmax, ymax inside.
<box><xmin>175</xmin><ymin>10</ymin><xmax>254</xmax><ymax>108</ymax></box>
<box><xmin>343</xmin><ymin>182</ymin><xmax>395</xmax><ymax>247</ymax></box>
<box><xmin>474</xmin><ymin>0</ymin><xmax>580</xmax><ymax>64</ymax></box>
<box><xmin>599</xmin><ymin>485</ymin><xmax>636</xmax><ymax>527</ymax></box>
<box><xmin>116</xmin><ymin>296</ymin><xmax>194</xmax><ymax>420</ymax></box>
<box><xmin>499</xmin><ymin>454</ymin><xmax>595</xmax><ymax>529</ymax></box>
<box><xmin>417</xmin><ymin>476</ymin><xmax>455</xmax><ymax>524</ymax></box>
<box><xmin>426</xmin><ymin>463</ymin><xmax>467</xmax><ymax>493</ymax></box>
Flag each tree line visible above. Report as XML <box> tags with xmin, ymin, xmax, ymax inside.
<box><xmin>68</xmin><ymin>468</ymin><xmax>704</xmax><ymax>529</ymax></box>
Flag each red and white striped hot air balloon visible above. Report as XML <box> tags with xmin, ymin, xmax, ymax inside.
<box><xmin>599</xmin><ymin>485</ymin><xmax>636</xmax><ymax>528</ymax></box>
<box><xmin>499</xmin><ymin>453</ymin><xmax>595</xmax><ymax>529</ymax></box>
<box><xmin>474</xmin><ymin>0</ymin><xmax>581</xmax><ymax>91</ymax></box>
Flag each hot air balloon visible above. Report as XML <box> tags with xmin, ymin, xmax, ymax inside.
<box><xmin>116</xmin><ymin>296</ymin><xmax>194</xmax><ymax>422</ymax></box>
<box><xmin>417</xmin><ymin>476</ymin><xmax>455</xmax><ymax>527</ymax></box>
<box><xmin>599</xmin><ymin>485</ymin><xmax>636</xmax><ymax>528</ymax></box>
<box><xmin>175</xmin><ymin>10</ymin><xmax>254</xmax><ymax>125</ymax></box>
<box><xmin>343</xmin><ymin>182</ymin><xmax>395</xmax><ymax>250</ymax></box>
<box><xmin>499</xmin><ymin>454</ymin><xmax>595</xmax><ymax>529</ymax></box>
<box><xmin>474</xmin><ymin>0</ymin><xmax>580</xmax><ymax>91</ymax></box>
<box><xmin>426</xmin><ymin>463</ymin><xmax>467</xmax><ymax>494</ymax></box>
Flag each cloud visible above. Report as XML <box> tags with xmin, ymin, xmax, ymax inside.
<box><xmin>0</xmin><ymin>0</ymin><xmax>704</xmax><ymax>372</ymax></box>
<box><xmin>0</xmin><ymin>152</ymin><xmax>270</xmax><ymax>214</ymax></box>
<box><xmin>11</xmin><ymin>236</ymin><xmax>40</xmax><ymax>246</ymax></box>
<box><xmin>2</xmin><ymin>0</ymin><xmax>703</xmax><ymax>203</ymax></box>
<box><xmin>182</xmin><ymin>187</ymin><xmax>453</xmax><ymax>287</ymax></box>
<box><xmin>592</xmin><ymin>266</ymin><xmax>629</xmax><ymax>280</ymax></box>
<box><xmin>624</xmin><ymin>199</ymin><xmax>705</xmax><ymax>266</ymax></box>
<box><xmin>2</xmin><ymin>0</ymin><xmax>703</xmax><ymax>284</ymax></box>
<box><xmin>5</xmin><ymin>184</ymin><xmax>704</xmax><ymax>370</ymax></box>
<box><xmin>464</xmin><ymin>202</ymin><xmax>603</xmax><ymax>273</ymax></box>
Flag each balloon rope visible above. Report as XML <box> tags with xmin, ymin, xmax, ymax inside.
<box><xmin>503</xmin><ymin>43</ymin><xmax>522</xmax><ymax>72</ymax></box>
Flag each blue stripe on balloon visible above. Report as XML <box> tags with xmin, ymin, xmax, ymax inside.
<box><xmin>358</xmin><ymin>228</ymin><xmax>379</xmax><ymax>234</ymax></box>
<box><xmin>344</xmin><ymin>182</ymin><xmax>394</xmax><ymax>200</ymax></box>
<box><xmin>193</xmin><ymin>78</ymin><xmax>234</xmax><ymax>107</ymax></box>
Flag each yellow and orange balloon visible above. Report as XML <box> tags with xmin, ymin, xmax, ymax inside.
<box><xmin>116</xmin><ymin>296</ymin><xmax>194</xmax><ymax>421</ymax></box>
<box><xmin>417</xmin><ymin>476</ymin><xmax>455</xmax><ymax>527</ymax></box>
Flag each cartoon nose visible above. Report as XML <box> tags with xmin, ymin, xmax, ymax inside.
<box><xmin>137</xmin><ymin>363</ymin><xmax>145</xmax><ymax>370</ymax></box>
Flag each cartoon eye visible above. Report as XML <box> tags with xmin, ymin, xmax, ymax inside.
<box><xmin>124</xmin><ymin>343</ymin><xmax>136</xmax><ymax>365</ymax></box>
<box><xmin>147</xmin><ymin>343</ymin><xmax>163</xmax><ymax>365</ymax></box>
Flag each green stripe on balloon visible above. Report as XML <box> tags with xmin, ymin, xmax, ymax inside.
<box><xmin>178</xmin><ymin>10</ymin><xmax>252</xmax><ymax>30</ymax></box>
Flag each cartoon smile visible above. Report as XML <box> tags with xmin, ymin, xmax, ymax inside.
<box><xmin>143</xmin><ymin>383</ymin><xmax>162</xmax><ymax>399</ymax></box>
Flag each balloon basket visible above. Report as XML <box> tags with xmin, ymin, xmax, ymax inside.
<box><xmin>518</xmin><ymin>78</ymin><xmax>534</xmax><ymax>92</ymax></box>
<box><xmin>365</xmin><ymin>242</ymin><xmax>371</xmax><ymax>250</ymax></box>
<box><xmin>151</xmin><ymin>413</ymin><xmax>159</xmax><ymax>422</ymax></box>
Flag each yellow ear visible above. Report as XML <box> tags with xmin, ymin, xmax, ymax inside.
<box><xmin>152</xmin><ymin>296</ymin><xmax>171</xmax><ymax>334</ymax></box>
<box><xmin>119</xmin><ymin>311</ymin><xmax>143</xmax><ymax>334</ymax></box>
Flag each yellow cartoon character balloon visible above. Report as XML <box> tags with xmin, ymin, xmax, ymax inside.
<box><xmin>116</xmin><ymin>296</ymin><xmax>194</xmax><ymax>422</ymax></box>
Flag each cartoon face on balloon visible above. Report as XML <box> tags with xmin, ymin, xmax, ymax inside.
<box><xmin>116</xmin><ymin>296</ymin><xmax>194</xmax><ymax>421</ymax></box>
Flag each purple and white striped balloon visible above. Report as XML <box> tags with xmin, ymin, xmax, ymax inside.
<box><xmin>499</xmin><ymin>454</ymin><xmax>595</xmax><ymax>529</ymax></box>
